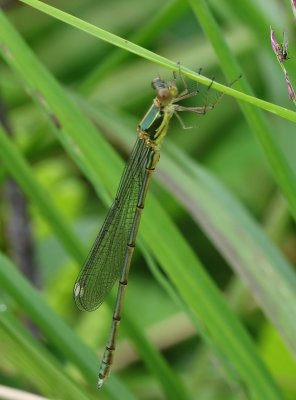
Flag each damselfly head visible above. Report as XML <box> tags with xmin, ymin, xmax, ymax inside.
<box><xmin>151</xmin><ymin>77</ymin><xmax>178</xmax><ymax>104</ymax></box>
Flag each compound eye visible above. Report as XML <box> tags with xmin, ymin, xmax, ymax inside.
<box><xmin>151</xmin><ymin>78</ymin><xmax>161</xmax><ymax>89</ymax></box>
<box><xmin>152</xmin><ymin>77</ymin><xmax>169</xmax><ymax>91</ymax></box>
<box><xmin>152</xmin><ymin>78</ymin><xmax>166</xmax><ymax>91</ymax></box>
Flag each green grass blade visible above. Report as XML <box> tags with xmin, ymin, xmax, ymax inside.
<box><xmin>0</xmin><ymin>13</ymin><xmax>191</xmax><ymax>398</ymax></box>
<box><xmin>163</xmin><ymin>142</ymin><xmax>296</xmax><ymax>356</ymax></box>
<box><xmin>121</xmin><ymin>306</ymin><xmax>191</xmax><ymax>400</ymax></box>
<box><xmin>0</xmin><ymin>252</ymin><xmax>134</xmax><ymax>400</ymax></box>
<box><xmin>0</xmin><ymin>311</ymin><xmax>92</xmax><ymax>400</ymax></box>
<box><xmin>14</xmin><ymin>0</ymin><xmax>296</xmax><ymax>122</ymax></box>
<box><xmin>187</xmin><ymin>0</ymin><xmax>296</xmax><ymax>222</ymax></box>
<box><xmin>79</xmin><ymin>0</ymin><xmax>188</xmax><ymax>93</ymax></box>
<box><xmin>0</xmin><ymin>125</ymin><xmax>85</xmax><ymax>264</ymax></box>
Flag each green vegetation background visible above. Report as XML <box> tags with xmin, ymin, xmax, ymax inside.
<box><xmin>0</xmin><ymin>1</ymin><xmax>296</xmax><ymax>399</ymax></box>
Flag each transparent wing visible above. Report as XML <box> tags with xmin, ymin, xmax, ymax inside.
<box><xmin>74</xmin><ymin>138</ymin><xmax>149</xmax><ymax>311</ymax></box>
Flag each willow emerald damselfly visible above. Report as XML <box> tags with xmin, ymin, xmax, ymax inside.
<box><xmin>74</xmin><ymin>73</ymin><xmax>227</xmax><ymax>387</ymax></box>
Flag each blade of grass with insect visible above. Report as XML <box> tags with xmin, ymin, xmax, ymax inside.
<box><xmin>16</xmin><ymin>0</ymin><xmax>296</xmax><ymax>121</ymax></box>
<box><xmin>0</xmin><ymin>6</ymin><xmax>286</xmax><ymax>399</ymax></box>
<box><xmin>0</xmin><ymin>251</ymin><xmax>134</xmax><ymax>400</ymax></box>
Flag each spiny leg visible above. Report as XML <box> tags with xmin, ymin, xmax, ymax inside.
<box><xmin>173</xmin><ymin>72</ymin><xmax>241</xmax><ymax>129</ymax></box>
<box><xmin>173</xmin><ymin>76</ymin><xmax>218</xmax><ymax>117</ymax></box>
<box><xmin>172</xmin><ymin>73</ymin><xmax>215</xmax><ymax>129</ymax></box>
<box><xmin>173</xmin><ymin>65</ymin><xmax>203</xmax><ymax>101</ymax></box>
<box><xmin>174</xmin><ymin>63</ymin><xmax>203</xmax><ymax>97</ymax></box>
<box><xmin>202</xmin><ymin>76</ymin><xmax>221</xmax><ymax>109</ymax></box>
<box><xmin>198</xmin><ymin>74</ymin><xmax>234</xmax><ymax>112</ymax></box>
<box><xmin>204</xmin><ymin>74</ymin><xmax>242</xmax><ymax>109</ymax></box>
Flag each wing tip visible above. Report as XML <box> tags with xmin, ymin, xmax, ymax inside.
<box><xmin>73</xmin><ymin>281</ymin><xmax>101</xmax><ymax>312</ymax></box>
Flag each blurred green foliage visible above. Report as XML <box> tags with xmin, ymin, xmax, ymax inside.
<box><xmin>0</xmin><ymin>1</ymin><xmax>296</xmax><ymax>399</ymax></box>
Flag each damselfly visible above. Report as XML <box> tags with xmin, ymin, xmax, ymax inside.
<box><xmin>74</xmin><ymin>72</ymin><xmax>226</xmax><ymax>387</ymax></box>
